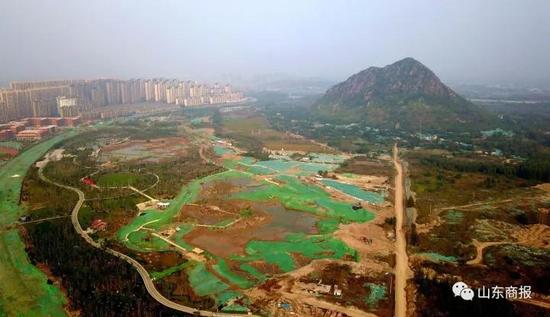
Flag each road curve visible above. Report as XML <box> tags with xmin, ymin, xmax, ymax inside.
<box><xmin>38</xmin><ymin>163</ymin><xmax>253</xmax><ymax>317</ymax></box>
<box><xmin>467</xmin><ymin>239</ymin><xmax>511</xmax><ymax>266</ymax></box>
<box><xmin>393</xmin><ymin>144</ymin><xmax>410</xmax><ymax>317</ymax></box>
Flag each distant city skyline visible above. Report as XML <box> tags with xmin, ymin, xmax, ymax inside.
<box><xmin>1</xmin><ymin>1</ymin><xmax>549</xmax><ymax>86</ymax></box>
<box><xmin>0</xmin><ymin>78</ymin><xmax>244</xmax><ymax>124</ymax></box>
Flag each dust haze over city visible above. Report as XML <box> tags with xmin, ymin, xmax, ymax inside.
<box><xmin>1</xmin><ymin>0</ymin><xmax>550</xmax><ymax>86</ymax></box>
<box><xmin>0</xmin><ymin>1</ymin><xmax>549</xmax><ymax>317</ymax></box>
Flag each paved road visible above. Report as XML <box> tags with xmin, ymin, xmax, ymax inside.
<box><xmin>38</xmin><ymin>163</ymin><xmax>252</xmax><ymax>317</ymax></box>
<box><xmin>393</xmin><ymin>144</ymin><xmax>410</xmax><ymax>317</ymax></box>
<box><xmin>128</xmin><ymin>185</ymin><xmax>157</xmax><ymax>201</ymax></box>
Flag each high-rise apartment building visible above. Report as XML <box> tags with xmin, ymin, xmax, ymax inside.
<box><xmin>56</xmin><ymin>96</ymin><xmax>81</xmax><ymax>117</ymax></box>
<box><xmin>0</xmin><ymin>78</ymin><xmax>244</xmax><ymax>123</ymax></box>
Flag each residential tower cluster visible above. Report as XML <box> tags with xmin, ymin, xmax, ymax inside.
<box><xmin>0</xmin><ymin>78</ymin><xmax>244</xmax><ymax>123</ymax></box>
<box><xmin>0</xmin><ymin>78</ymin><xmax>245</xmax><ymax>141</ymax></box>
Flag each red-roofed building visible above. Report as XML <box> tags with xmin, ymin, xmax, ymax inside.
<box><xmin>16</xmin><ymin>129</ymin><xmax>49</xmax><ymax>141</ymax></box>
<box><xmin>90</xmin><ymin>219</ymin><xmax>107</xmax><ymax>231</ymax></box>
<box><xmin>82</xmin><ymin>177</ymin><xmax>96</xmax><ymax>186</ymax></box>
<box><xmin>10</xmin><ymin>123</ymin><xmax>26</xmax><ymax>134</ymax></box>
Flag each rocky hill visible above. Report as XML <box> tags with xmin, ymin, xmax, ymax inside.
<box><xmin>314</xmin><ymin>58</ymin><xmax>490</xmax><ymax>131</ymax></box>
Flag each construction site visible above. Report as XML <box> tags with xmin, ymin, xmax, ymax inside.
<box><xmin>25</xmin><ymin>112</ymin><xmax>397</xmax><ymax>316</ymax></box>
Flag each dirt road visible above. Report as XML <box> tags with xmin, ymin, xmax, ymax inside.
<box><xmin>38</xmin><ymin>161</ymin><xmax>251</xmax><ymax>317</ymax></box>
<box><xmin>281</xmin><ymin>291</ymin><xmax>378</xmax><ymax>317</ymax></box>
<box><xmin>467</xmin><ymin>239</ymin><xmax>510</xmax><ymax>265</ymax></box>
<box><xmin>393</xmin><ymin>144</ymin><xmax>410</xmax><ymax>317</ymax></box>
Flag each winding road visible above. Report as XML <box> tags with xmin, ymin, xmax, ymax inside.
<box><xmin>37</xmin><ymin>162</ymin><xmax>253</xmax><ymax>317</ymax></box>
<box><xmin>466</xmin><ymin>239</ymin><xmax>510</xmax><ymax>265</ymax></box>
<box><xmin>393</xmin><ymin>144</ymin><xmax>410</xmax><ymax>317</ymax></box>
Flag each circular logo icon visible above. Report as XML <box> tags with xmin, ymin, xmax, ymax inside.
<box><xmin>452</xmin><ymin>282</ymin><xmax>469</xmax><ymax>297</ymax></box>
<box><xmin>460</xmin><ymin>288</ymin><xmax>475</xmax><ymax>301</ymax></box>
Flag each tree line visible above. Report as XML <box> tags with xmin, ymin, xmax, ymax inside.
<box><xmin>418</xmin><ymin>155</ymin><xmax>550</xmax><ymax>182</ymax></box>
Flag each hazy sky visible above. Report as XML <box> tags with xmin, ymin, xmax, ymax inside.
<box><xmin>1</xmin><ymin>0</ymin><xmax>549</xmax><ymax>85</ymax></box>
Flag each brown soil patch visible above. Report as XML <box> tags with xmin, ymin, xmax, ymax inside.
<box><xmin>177</xmin><ymin>204</ymin><xmax>234</xmax><ymax>225</ymax></box>
<box><xmin>291</xmin><ymin>253</ymin><xmax>314</xmax><ymax>268</ymax></box>
<box><xmin>334</xmin><ymin>206</ymin><xmax>394</xmax><ymax>270</ymax></box>
<box><xmin>335</xmin><ymin>222</ymin><xmax>393</xmax><ymax>269</ymax></box>
<box><xmin>467</xmin><ymin>222</ymin><xmax>550</xmax><ymax>265</ymax></box>
<box><xmin>252</xmin><ymin>261</ymin><xmax>283</xmax><ymax>275</ymax></box>
<box><xmin>200</xmin><ymin>179</ymin><xmax>241</xmax><ymax>196</ymax></box>
<box><xmin>134</xmin><ymin>251</ymin><xmax>185</xmax><ymax>271</ymax></box>
<box><xmin>336</xmin><ymin>173</ymin><xmax>390</xmax><ymax>192</ymax></box>
<box><xmin>184</xmin><ymin>214</ymin><xmax>270</xmax><ymax>257</ymax></box>
<box><xmin>183</xmin><ymin>201</ymin><xmax>319</xmax><ymax>258</ymax></box>
<box><xmin>336</xmin><ymin>156</ymin><xmax>393</xmax><ymax>177</ymax></box>
<box><xmin>512</xmin><ymin>224</ymin><xmax>550</xmax><ymax>248</ymax></box>
<box><xmin>101</xmin><ymin>137</ymin><xmax>190</xmax><ymax>163</ymax></box>
<box><xmin>156</xmin><ymin>270</ymin><xmax>215</xmax><ymax>310</ymax></box>
<box><xmin>534</xmin><ymin>183</ymin><xmax>550</xmax><ymax>193</ymax></box>
<box><xmin>280</xmin><ymin>262</ymin><xmax>393</xmax><ymax>317</ymax></box>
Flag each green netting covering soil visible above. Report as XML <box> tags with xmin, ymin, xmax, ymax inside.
<box><xmin>214</xmin><ymin>145</ymin><xmax>235</xmax><ymax>156</ymax></box>
<box><xmin>190</xmin><ymin>118</ymin><xmax>205</xmax><ymax>126</ymax></box>
<box><xmin>0</xmin><ymin>141</ymin><xmax>23</xmax><ymax>150</ymax></box>
<box><xmin>321</xmin><ymin>179</ymin><xmax>385</xmax><ymax>204</ymax></box>
<box><xmin>364</xmin><ymin>283</ymin><xmax>387</xmax><ymax>307</ymax></box>
<box><xmin>341</xmin><ymin>172</ymin><xmax>358</xmax><ymax>178</ymax></box>
<box><xmin>244</xmin><ymin>164</ymin><xmax>273</xmax><ymax>175</ymax></box>
<box><xmin>443</xmin><ymin>210</ymin><xmax>464</xmax><ymax>225</ymax></box>
<box><xmin>172</xmin><ymin>224</ymin><xmax>195</xmax><ymax>250</ymax></box>
<box><xmin>0</xmin><ymin>132</ymin><xmax>77</xmax><ymax>316</ymax></box>
<box><xmin>234</xmin><ymin>175</ymin><xmax>375</xmax><ymax>223</ymax></box>
<box><xmin>159</xmin><ymin>260</ymin><xmax>247</xmax><ymax>308</ymax></box>
<box><xmin>150</xmin><ymin>261</ymin><xmax>191</xmax><ymax>280</ymax></box>
<box><xmin>216</xmin><ymin>289</ymin><xmax>249</xmax><ymax>311</ymax></box>
<box><xmin>416</xmin><ymin>252</ymin><xmax>458</xmax><ymax>263</ymax></box>
<box><xmin>243</xmin><ymin>159</ymin><xmax>338</xmax><ymax>176</ymax></box>
<box><xmin>187</xmin><ymin>263</ymin><xmax>229</xmax><ymax>296</ymax></box>
<box><xmin>233</xmin><ymin>233</ymin><xmax>357</xmax><ymax>272</ymax></box>
<box><xmin>316</xmin><ymin>218</ymin><xmax>341</xmax><ymax>234</ymax></box>
<box><xmin>117</xmin><ymin>170</ymin><xmax>241</xmax><ymax>248</ymax></box>
<box><xmin>239</xmin><ymin>263</ymin><xmax>266</xmax><ymax>282</ymax></box>
<box><xmin>125</xmin><ymin>230</ymin><xmax>170</xmax><ymax>251</ymax></box>
<box><xmin>222</xmin><ymin>304</ymin><xmax>249</xmax><ymax>313</ymax></box>
<box><xmin>215</xmin><ymin>290</ymin><xmax>243</xmax><ymax>305</ymax></box>
<box><xmin>212</xmin><ymin>260</ymin><xmax>255</xmax><ymax>289</ymax></box>
<box><xmin>116</xmin><ymin>147</ymin><xmax>373</xmax><ymax>308</ymax></box>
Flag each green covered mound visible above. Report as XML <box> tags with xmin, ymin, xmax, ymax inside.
<box><xmin>0</xmin><ymin>132</ymin><xmax>77</xmax><ymax>316</ymax></box>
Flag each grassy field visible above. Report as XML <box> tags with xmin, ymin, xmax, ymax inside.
<box><xmin>96</xmin><ymin>171</ymin><xmax>146</xmax><ymax>187</ymax></box>
<box><xmin>0</xmin><ymin>131</ymin><xmax>77</xmax><ymax>317</ymax></box>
